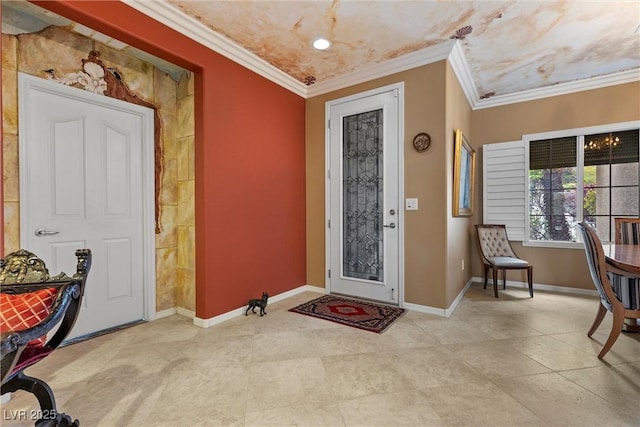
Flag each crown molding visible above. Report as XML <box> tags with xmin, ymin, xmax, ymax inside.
<box><xmin>472</xmin><ymin>68</ymin><xmax>640</xmax><ymax>109</ymax></box>
<box><xmin>446</xmin><ymin>44</ymin><xmax>640</xmax><ymax>109</ymax></box>
<box><xmin>305</xmin><ymin>39</ymin><xmax>457</xmax><ymax>98</ymax></box>
<box><xmin>122</xmin><ymin>0</ymin><xmax>307</xmax><ymax>97</ymax></box>
<box><xmin>123</xmin><ymin>0</ymin><xmax>639</xmax><ymax>106</ymax></box>
<box><xmin>447</xmin><ymin>41</ymin><xmax>479</xmax><ymax>109</ymax></box>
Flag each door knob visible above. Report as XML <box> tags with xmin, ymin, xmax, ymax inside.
<box><xmin>383</xmin><ymin>223</ymin><xmax>396</xmax><ymax>229</ymax></box>
<box><xmin>34</xmin><ymin>228</ymin><xmax>59</xmax><ymax>237</ymax></box>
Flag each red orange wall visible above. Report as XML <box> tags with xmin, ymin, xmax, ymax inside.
<box><xmin>1</xmin><ymin>3</ymin><xmax>4</xmax><ymax>257</ymax></box>
<box><xmin>33</xmin><ymin>1</ymin><xmax>306</xmax><ymax>319</ymax></box>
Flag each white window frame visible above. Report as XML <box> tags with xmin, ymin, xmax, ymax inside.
<box><xmin>523</xmin><ymin>120</ymin><xmax>640</xmax><ymax>249</ymax></box>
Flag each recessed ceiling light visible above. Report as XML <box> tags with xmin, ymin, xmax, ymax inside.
<box><xmin>312</xmin><ymin>38</ymin><xmax>331</xmax><ymax>50</ymax></box>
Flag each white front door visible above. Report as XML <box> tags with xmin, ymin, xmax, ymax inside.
<box><xmin>327</xmin><ymin>84</ymin><xmax>403</xmax><ymax>305</ymax></box>
<box><xmin>19</xmin><ymin>73</ymin><xmax>155</xmax><ymax>340</ymax></box>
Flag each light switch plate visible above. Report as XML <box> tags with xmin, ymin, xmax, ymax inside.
<box><xmin>405</xmin><ymin>198</ymin><xmax>418</xmax><ymax>210</ymax></box>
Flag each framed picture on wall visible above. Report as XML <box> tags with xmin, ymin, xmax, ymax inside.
<box><xmin>453</xmin><ymin>129</ymin><xmax>475</xmax><ymax>216</ymax></box>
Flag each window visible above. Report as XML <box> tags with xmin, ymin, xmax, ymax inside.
<box><xmin>527</xmin><ymin>125</ymin><xmax>639</xmax><ymax>244</ymax></box>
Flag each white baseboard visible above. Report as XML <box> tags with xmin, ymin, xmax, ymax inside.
<box><xmin>401</xmin><ymin>276</ymin><xmax>597</xmax><ymax>318</ymax></box>
<box><xmin>402</xmin><ymin>302</ymin><xmax>447</xmax><ymax>317</ymax></box>
<box><xmin>157</xmin><ymin>280</ymin><xmax>596</xmax><ymax>328</ymax></box>
<box><xmin>269</xmin><ymin>284</ymin><xmax>325</xmax><ymax>303</ymax></box>
<box><xmin>193</xmin><ymin>284</ymin><xmax>325</xmax><ymax>328</ymax></box>
<box><xmin>471</xmin><ymin>277</ymin><xmax>599</xmax><ymax>297</ymax></box>
<box><xmin>403</xmin><ymin>278</ymin><xmax>473</xmax><ymax>318</ymax></box>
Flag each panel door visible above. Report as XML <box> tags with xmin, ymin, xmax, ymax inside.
<box><xmin>20</xmin><ymin>74</ymin><xmax>149</xmax><ymax>339</ymax></box>
<box><xmin>328</xmin><ymin>87</ymin><xmax>401</xmax><ymax>304</ymax></box>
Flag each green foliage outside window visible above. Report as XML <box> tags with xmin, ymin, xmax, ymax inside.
<box><xmin>528</xmin><ymin>129</ymin><xmax>639</xmax><ymax>243</ymax></box>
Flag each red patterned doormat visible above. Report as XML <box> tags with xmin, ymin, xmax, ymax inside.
<box><xmin>288</xmin><ymin>294</ymin><xmax>406</xmax><ymax>333</ymax></box>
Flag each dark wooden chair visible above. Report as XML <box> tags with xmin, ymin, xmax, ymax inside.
<box><xmin>1</xmin><ymin>249</ymin><xmax>91</xmax><ymax>427</ymax></box>
<box><xmin>475</xmin><ymin>224</ymin><xmax>533</xmax><ymax>298</ymax></box>
<box><xmin>577</xmin><ymin>222</ymin><xmax>640</xmax><ymax>358</ymax></box>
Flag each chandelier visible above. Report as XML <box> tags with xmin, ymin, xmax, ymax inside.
<box><xmin>584</xmin><ymin>134</ymin><xmax>620</xmax><ymax>150</ymax></box>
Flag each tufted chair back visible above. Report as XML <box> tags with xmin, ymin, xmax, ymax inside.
<box><xmin>474</xmin><ymin>224</ymin><xmax>532</xmax><ymax>298</ymax></box>
<box><xmin>476</xmin><ymin>225</ymin><xmax>517</xmax><ymax>260</ymax></box>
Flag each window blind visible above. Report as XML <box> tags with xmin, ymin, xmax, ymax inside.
<box><xmin>529</xmin><ymin>136</ymin><xmax>576</xmax><ymax>170</ymax></box>
<box><xmin>584</xmin><ymin>129</ymin><xmax>639</xmax><ymax>166</ymax></box>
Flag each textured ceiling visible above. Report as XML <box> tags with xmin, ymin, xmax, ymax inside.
<box><xmin>166</xmin><ymin>0</ymin><xmax>640</xmax><ymax>98</ymax></box>
<box><xmin>3</xmin><ymin>0</ymin><xmax>639</xmax><ymax>102</ymax></box>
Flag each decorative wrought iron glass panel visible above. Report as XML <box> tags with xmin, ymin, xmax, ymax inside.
<box><xmin>342</xmin><ymin>109</ymin><xmax>383</xmax><ymax>281</ymax></box>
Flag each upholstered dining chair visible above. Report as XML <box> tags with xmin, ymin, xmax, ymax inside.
<box><xmin>475</xmin><ymin>224</ymin><xmax>533</xmax><ymax>298</ymax></box>
<box><xmin>614</xmin><ymin>217</ymin><xmax>640</xmax><ymax>244</ymax></box>
<box><xmin>577</xmin><ymin>222</ymin><xmax>640</xmax><ymax>358</ymax></box>
<box><xmin>609</xmin><ymin>217</ymin><xmax>640</xmax><ymax>325</ymax></box>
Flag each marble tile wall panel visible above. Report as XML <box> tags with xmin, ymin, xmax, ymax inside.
<box><xmin>2</xmin><ymin>34</ymin><xmax>17</xmax><ymax>69</ymax></box>
<box><xmin>3</xmin><ymin>202</ymin><xmax>20</xmax><ymax>254</ymax></box>
<box><xmin>154</xmin><ymin>68</ymin><xmax>177</xmax><ymax>116</ymax></box>
<box><xmin>175</xmin><ymin>71</ymin><xmax>195</xmax><ymax>313</ymax></box>
<box><xmin>177</xmin><ymin>181</ymin><xmax>195</xmax><ymax>227</ymax></box>
<box><xmin>160</xmin><ymin>158</ymin><xmax>178</xmax><ymax>206</ymax></box>
<box><xmin>159</xmin><ymin>110</ymin><xmax>177</xmax><ymax>159</ymax></box>
<box><xmin>177</xmin><ymin>70</ymin><xmax>194</xmax><ymax>99</ymax></box>
<box><xmin>177</xmin><ymin>94</ymin><xmax>194</xmax><ymax>139</ymax></box>
<box><xmin>188</xmin><ymin>134</ymin><xmax>195</xmax><ymax>180</ymax></box>
<box><xmin>97</xmin><ymin>42</ymin><xmax>154</xmax><ymax>100</ymax></box>
<box><xmin>18</xmin><ymin>27</ymin><xmax>93</xmax><ymax>78</ymax></box>
<box><xmin>2</xmin><ymin>134</ymin><xmax>19</xmax><ymax>202</ymax></box>
<box><xmin>177</xmin><ymin>226</ymin><xmax>195</xmax><ymax>270</ymax></box>
<box><xmin>2</xmin><ymin>34</ymin><xmax>19</xmax><ymax>255</ymax></box>
<box><xmin>177</xmin><ymin>267</ymin><xmax>196</xmax><ymax>311</ymax></box>
<box><xmin>176</xmin><ymin>136</ymin><xmax>190</xmax><ymax>182</ymax></box>
<box><xmin>2</xmin><ymin>67</ymin><xmax>17</xmax><ymax>135</ymax></box>
<box><xmin>156</xmin><ymin>205</ymin><xmax>178</xmax><ymax>249</ymax></box>
<box><xmin>156</xmin><ymin>247</ymin><xmax>177</xmax><ymax>311</ymax></box>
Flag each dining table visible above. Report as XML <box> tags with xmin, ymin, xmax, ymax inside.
<box><xmin>602</xmin><ymin>243</ymin><xmax>640</xmax><ymax>332</ymax></box>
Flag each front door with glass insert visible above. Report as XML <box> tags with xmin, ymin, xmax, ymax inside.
<box><xmin>327</xmin><ymin>85</ymin><xmax>402</xmax><ymax>304</ymax></box>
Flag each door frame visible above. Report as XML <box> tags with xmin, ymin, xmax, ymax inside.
<box><xmin>18</xmin><ymin>73</ymin><xmax>157</xmax><ymax>323</ymax></box>
<box><xmin>324</xmin><ymin>82</ymin><xmax>405</xmax><ymax>305</ymax></box>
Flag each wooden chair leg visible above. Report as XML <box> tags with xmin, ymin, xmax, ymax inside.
<box><xmin>502</xmin><ymin>269</ymin><xmax>507</xmax><ymax>289</ymax></box>
<box><xmin>588</xmin><ymin>303</ymin><xmax>607</xmax><ymax>337</ymax></box>
<box><xmin>483</xmin><ymin>264</ymin><xmax>488</xmax><ymax>289</ymax></box>
<box><xmin>492</xmin><ymin>268</ymin><xmax>499</xmax><ymax>298</ymax></box>
<box><xmin>527</xmin><ymin>266</ymin><xmax>533</xmax><ymax>297</ymax></box>
<box><xmin>598</xmin><ymin>308</ymin><xmax>625</xmax><ymax>359</ymax></box>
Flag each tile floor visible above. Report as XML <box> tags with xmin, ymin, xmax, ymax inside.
<box><xmin>2</xmin><ymin>284</ymin><xmax>640</xmax><ymax>426</ymax></box>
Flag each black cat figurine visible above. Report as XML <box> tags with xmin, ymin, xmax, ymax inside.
<box><xmin>245</xmin><ymin>291</ymin><xmax>269</xmax><ymax>316</ymax></box>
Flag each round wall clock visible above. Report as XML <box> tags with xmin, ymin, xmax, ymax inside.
<box><xmin>413</xmin><ymin>132</ymin><xmax>431</xmax><ymax>152</ymax></box>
